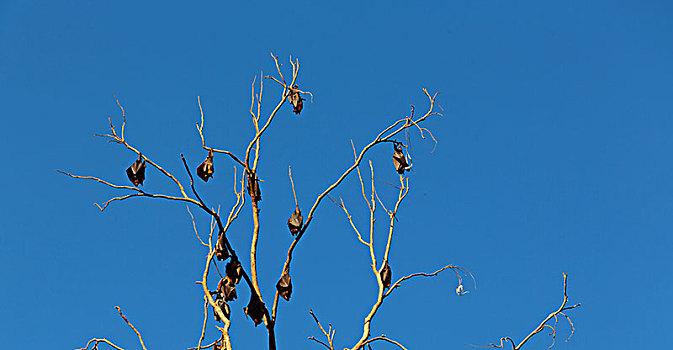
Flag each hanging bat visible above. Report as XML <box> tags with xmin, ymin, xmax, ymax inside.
<box><xmin>215</xmin><ymin>234</ymin><xmax>230</xmax><ymax>261</ymax></box>
<box><xmin>212</xmin><ymin>293</ymin><xmax>231</xmax><ymax>322</ymax></box>
<box><xmin>226</xmin><ymin>258</ymin><xmax>242</xmax><ymax>284</ymax></box>
<box><xmin>126</xmin><ymin>154</ymin><xmax>146</xmax><ymax>186</ymax></box>
<box><xmin>287</xmin><ymin>207</ymin><xmax>303</xmax><ymax>235</ymax></box>
<box><xmin>196</xmin><ymin>149</ymin><xmax>215</xmax><ymax>182</ymax></box>
<box><xmin>380</xmin><ymin>260</ymin><xmax>392</xmax><ymax>290</ymax></box>
<box><xmin>247</xmin><ymin>171</ymin><xmax>262</xmax><ymax>202</ymax></box>
<box><xmin>243</xmin><ymin>294</ymin><xmax>266</xmax><ymax>326</ymax></box>
<box><xmin>288</xmin><ymin>85</ymin><xmax>306</xmax><ymax>115</ymax></box>
<box><xmin>218</xmin><ymin>277</ymin><xmax>237</xmax><ymax>301</ymax></box>
<box><xmin>276</xmin><ymin>272</ymin><xmax>292</xmax><ymax>301</ymax></box>
<box><xmin>392</xmin><ymin>142</ymin><xmax>410</xmax><ymax>174</ymax></box>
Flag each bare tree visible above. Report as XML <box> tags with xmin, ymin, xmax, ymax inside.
<box><xmin>61</xmin><ymin>54</ymin><xmax>580</xmax><ymax>350</ymax></box>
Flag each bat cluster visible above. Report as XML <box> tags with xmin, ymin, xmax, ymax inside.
<box><xmin>210</xmin><ymin>257</ymin><xmax>244</xmax><ymax>322</ymax></box>
<box><xmin>120</xmin><ymin>98</ymin><xmax>317</xmax><ymax>330</ymax></box>
<box><xmin>212</xmin><ymin>278</ymin><xmax>232</xmax><ymax>321</ymax></box>
<box><xmin>287</xmin><ymin>85</ymin><xmax>306</xmax><ymax>115</ymax></box>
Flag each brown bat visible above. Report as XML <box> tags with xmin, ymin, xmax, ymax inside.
<box><xmin>244</xmin><ymin>294</ymin><xmax>266</xmax><ymax>326</ymax></box>
<box><xmin>215</xmin><ymin>234</ymin><xmax>230</xmax><ymax>261</ymax></box>
<box><xmin>196</xmin><ymin>149</ymin><xmax>214</xmax><ymax>182</ymax></box>
<box><xmin>226</xmin><ymin>258</ymin><xmax>242</xmax><ymax>284</ymax></box>
<box><xmin>287</xmin><ymin>207</ymin><xmax>303</xmax><ymax>235</ymax></box>
<box><xmin>126</xmin><ymin>154</ymin><xmax>146</xmax><ymax>186</ymax></box>
<box><xmin>380</xmin><ymin>260</ymin><xmax>392</xmax><ymax>290</ymax></box>
<box><xmin>288</xmin><ymin>85</ymin><xmax>306</xmax><ymax>115</ymax></box>
<box><xmin>392</xmin><ymin>142</ymin><xmax>410</xmax><ymax>174</ymax></box>
<box><xmin>247</xmin><ymin>171</ymin><xmax>262</xmax><ymax>202</ymax></box>
<box><xmin>218</xmin><ymin>277</ymin><xmax>237</xmax><ymax>302</ymax></box>
<box><xmin>276</xmin><ymin>272</ymin><xmax>292</xmax><ymax>301</ymax></box>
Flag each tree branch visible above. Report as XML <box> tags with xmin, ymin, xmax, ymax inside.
<box><xmin>361</xmin><ymin>335</ymin><xmax>407</xmax><ymax>350</ymax></box>
<box><xmin>57</xmin><ymin>170</ymin><xmax>202</xmax><ymax>211</ymax></box>
<box><xmin>93</xmin><ymin>98</ymin><xmax>189</xmax><ymax>198</ymax></box>
<box><xmin>273</xmin><ymin>90</ymin><xmax>441</xmax><ymax>321</ymax></box>
<box><xmin>308</xmin><ymin>309</ymin><xmax>335</xmax><ymax>350</ymax></box>
<box><xmin>115</xmin><ymin>306</ymin><xmax>147</xmax><ymax>350</ymax></box>
<box><xmin>76</xmin><ymin>338</ymin><xmax>126</xmax><ymax>350</ymax></box>
<box><xmin>481</xmin><ymin>273</ymin><xmax>581</xmax><ymax>350</ymax></box>
<box><xmin>384</xmin><ymin>264</ymin><xmax>473</xmax><ymax>299</ymax></box>
<box><xmin>195</xmin><ymin>95</ymin><xmax>246</xmax><ymax>168</ymax></box>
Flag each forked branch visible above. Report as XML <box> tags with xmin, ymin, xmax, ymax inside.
<box><xmin>93</xmin><ymin>99</ymin><xmax>189</xmax><ymax>199</ymax></box>
<box><xmin>76</xmin><ymin>306</ymin><xmax>148</xmax><ymax>350</ymax></box>
<box><xmin>57</xmin><ymin>170</ymin><xmax>201</xmax><ymax>211</ymax></box>
<box><xmin>195</xmin><ymin>95</ymin><xmax>246</xmax><ymax>168</ymax></box>
<box><xmin>273</xmin><ymin>89</ymin><xmax>442</xmax><ymax>321</ymax></box>
<box><xmin>478</xmin><ymin>273</ymin><xmax>581</xmax><ymax>350</ymax></box>
<box><xmin>361</xmin><ymin>335</ymin><xmax>407</xmax><ymax>350</ymax></box>
<box><xmin>308</xmin><ymin>309</ymin><xmax>336</xmax><ymax>350</ymax></box>
<box><xmin>76</xmin><ymin>338</ymin><xmax>125</xmax><ymax>350</ymax></box>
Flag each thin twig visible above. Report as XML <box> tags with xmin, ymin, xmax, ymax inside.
<box><xmin>382</xmin><ymin>176</ymin><xmax>409</xmax><ymax>264</ymax></box>
<box><xmin>289</xmin><ymin>166</ymin><xmax>299</xmax><ymax>208</ymax></box>
<box><xmin>188</xmin><ymin>338</ymin><xmax>220</xmax><ymax>350</ymax></box>
<box><xmin>115</xmin><ymin>306</ymin><xmax>147</xmax><ymax>350</ymax></box>
<box><xmin>196</xmin><ymin>297</ymin><xmax>208</xmax><ymax>350</ymax></box>
<box><xmin>384</xmin><ymin>264</ymin><xmax>472</xmax><ymax>298</ymax></box>
<box><xmin>471</xmin><ymin>337</ymin><xmax>516</xmax><ymax>349</ymax></box>
<box><xmin>57</xmin><ymin>170</ymin><xmax>202</xmax><ymax>211</ymax></box>
<box><xmin>339</xmin><ymin>197</ymin><xmax>369</xmax><ymax>247</ymax></box>
<box><xmin>195</xmin><ymin>96</ymin><xmax>246</xmax><ymax>168</ymax></box>
<box><xmin>187</xmin><ymin>206</ymin><xmax>209</xmax><ymax>247</ymax></box>
<box><xmin>308</xmin><ymin>309</ymin><xmax>334</xmax><ymax>350</ymax></box>
<box><xmin>308</xmin><ymin>337</ymin><xmax>331</xmax><ymax>350</ymax></box>
<box><xmin>361</xmin><ymin>335</ymin><xmax>407</xmax><ymax>350</ymax></box>
<box><xmin>76</xmin><ymin>338</ymin><xmax>126</xmax><ymax>350</ymax></box>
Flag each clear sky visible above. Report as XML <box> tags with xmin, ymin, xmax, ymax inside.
<box><xmin>1</xmin><ymin>1</ymin><xmax>671</xmax><ymax>349</ymax></box>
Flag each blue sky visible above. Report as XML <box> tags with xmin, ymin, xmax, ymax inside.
<box><xmin>1</xmin><ymin>1</ymin><xmax>672</xmax><ymax>349</ymax></box>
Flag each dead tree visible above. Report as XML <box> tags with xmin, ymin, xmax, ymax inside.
<box><xmin>61</xmin><ymin>54</ymin><xmax>580</xmax><ymax>350</ymax></box>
